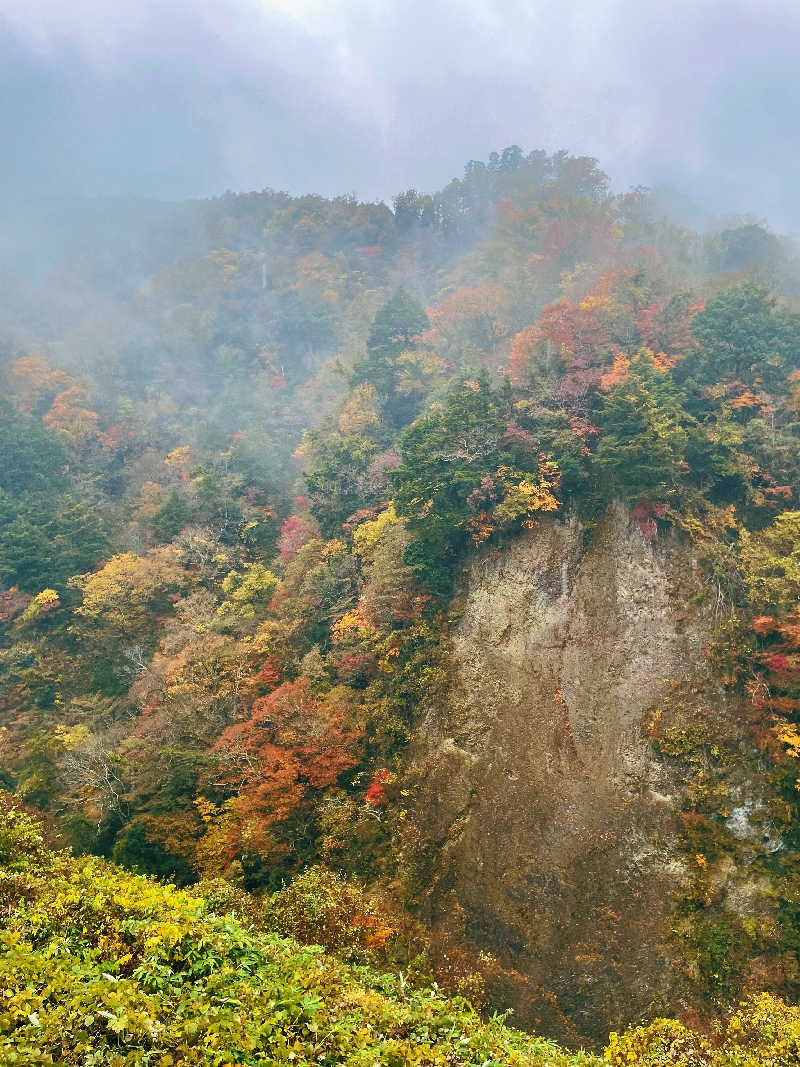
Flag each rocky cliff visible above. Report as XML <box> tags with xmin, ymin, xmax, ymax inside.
<box><xmin>405</xmin><ymin>506</ymin><xmax>785</xmax><ymax>1042</ymax></box>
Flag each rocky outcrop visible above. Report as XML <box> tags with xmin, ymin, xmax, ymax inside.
<box><xmin>405</xmin><ymin>506</ymin><xmax>766</xmax><ymax>1041</ymax></box>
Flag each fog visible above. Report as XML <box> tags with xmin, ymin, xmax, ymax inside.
<box><xmin>2</xmin><ymin>0</ymin><xmax>799</xmax><ymax>229</ymax></box>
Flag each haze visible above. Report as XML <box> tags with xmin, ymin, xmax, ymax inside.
<box><xmin>2</xmin><ymin>0</ymin><xmax>799</xmax><ymax>230</ymax></box>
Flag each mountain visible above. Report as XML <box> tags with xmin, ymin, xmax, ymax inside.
<box><xmin>2</xmin><ymin>146</ymin><xmax>800</xmax><ymax>1056</ymax></box>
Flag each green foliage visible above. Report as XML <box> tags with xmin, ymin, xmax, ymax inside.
<box><xmin>684</xmin><ymin>283</ymin><xmax>800</xmax><ymax>396</ymax></box>
<box><xmin>0</xmin><ymin>514</ymin><xmax>52</xmax><ymax>592</ymax></box>
<box><xmin>604</xmin><ymin>993</ymin><xmax>800</xmax><ymax>1065</ymax></box>
<box><xmin>366</xmin><ymin>287</ymin><xmax>430</xmax><ymax>354</ymax></box>
<box><xmin>0</xmin><ymin>495</ymin><xmax>110</xmax><ymax>594</ymax></box>
<box><xmin>0</xmin><ymin>396</ymin><xmax>110</xmax><ymax>591</ymax></box>
<box><xmin>303</xmin><ymin>428</ymin><xmax>381</xmax><ymax>536</ymax></box>
<box><xmin>595</xmin><ymin>354</ymin><xmax>689</xmax><ymax>504</ymax></box>
<box><xmin>0</xmin><ymin>400</ymin><xmax>67</xmax><ymax>497</ymax></box>
<box><xmin>0</xmin><ymin>803</ymin><xmax>598</xmax><ymax>1066</ymax></box>
<box><xmin>391</xmin><ymin>375</ymin><xmax>502</xmax><ymax>592</ymax></box>
<box><xmin>150</xmin><ymin>490</ymin><xmax>193</xmax><ymax>542</ymax></box>
<box><xmin>738</xmin><ymin>510</ymin><xmax>800</xmax><ymax>612</ymax></box>
<box><xmin>708</xmin><ymin>224</ymin><xmax>785</xmax><ymax>277</ymax></box>
<box><xmin>392</xmin><ymin>373</ymin><xmax>558</xmax><ymax>594</ymax></box>
<box><xmin>111</xmin><ymin>820</ymin><xmax>196</xmax><ymax>885</ymax></box>
<box><xmin>351</xmin><ymin>287</ymin><xmax>430</xmax><ymax>429</ymax></box>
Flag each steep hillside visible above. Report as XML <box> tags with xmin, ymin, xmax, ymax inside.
<box><xmin>406</xmin><ymin>509</ymin><xmax>788</xmax><ymax>1039</ymax></box>
<box><xmin>0</xmin><ymin>799</ymin><xmax>600</xmax><ymax>1066</ymax></box>
<box><xmin>2</xmin><ymin>797</ymin><xmax>799</xmax><ymax>1064</ymax></box>
<box><xmin>3</xmin><ymin>146</ymin><xmax>800</xmax><ymax>1051</ymax></box>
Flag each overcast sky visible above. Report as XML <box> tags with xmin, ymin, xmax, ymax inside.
<box><xmin>1</xmin><ymin>0</ymin><xmax>799</xmax><ymax>230</ymax></box>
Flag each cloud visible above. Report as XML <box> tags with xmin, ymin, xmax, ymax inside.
<box><xmin>1</xmin><ymin>0</ymin><xmax>799</xmax><ymax>229</ymax></box>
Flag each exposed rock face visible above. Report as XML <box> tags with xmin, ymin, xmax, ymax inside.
<box><xmin>407</xmin><ymin>506</ymin><xmax>726</xmax><ymax>1040</ymax></box>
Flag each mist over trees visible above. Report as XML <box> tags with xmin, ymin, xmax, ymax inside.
<box><xmin>3</xmin><ymin>145</ymin><xmax>800</xmax><ymax>1057</ymax></box>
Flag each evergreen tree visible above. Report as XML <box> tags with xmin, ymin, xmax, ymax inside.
<box><xmin>0</xmin><ymin>515</ymin><xmax>52</xmax><ymax>592</ymax></box>
<box><xmin>351</xmin><ymin>287</ymin><xmax>429</xmax><ymax>429</ymax></box>
<box><xmin>0</xmin><ymin>401</ymin><xmax>67</xmax><ymax>496</ymax></box>
<box><xmin>150</xmin><ymin>490</ymin><xmax>192</xmax><ymax>542</ymax></box>
<box><xmin>683</xmin><ymin>283</ymin><xmax>800</xmax><ymax>397</ymax></box>
<box><xmin>595</xmin><ymin>355</ymin><xmax>689</xmax><ymax>504</ymax></box>
<box><xmin>392</xmin><ymin>373</ymin><xmax>507</xmax><ymax>593</ymax></box>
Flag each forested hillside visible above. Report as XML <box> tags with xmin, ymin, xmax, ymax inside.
<box><xmin>3</xmin><ymin>147</ymin><xmax>800</xmax><ymax>1058</ymax></box>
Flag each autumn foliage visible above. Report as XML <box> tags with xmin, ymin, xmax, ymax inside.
<box><xmin>4</xmin><ymin>144</ymin><xmax>800</xmax><ymax>1047</ymax></box>
<box><xmin>214</xmin><ymin>678</ymin><xmax>362</xmax><ymax>858</ymax></box>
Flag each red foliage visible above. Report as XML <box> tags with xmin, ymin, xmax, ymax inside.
<box><xmin>508</xmin><ymin>325</ymin><xmax>539</xmax><ymax>385</ymax></box>
<box><xmin>746</xmin><ymin>610</ymin><xmax>800</xmax><ymax>760</ymax></box>
<box><xmin>630</xmin><ymin>501</ymin><xmax>669</xmax><ymax>540</ymax></box>
<box><xmin>97</xmin><ymin>424</ymin><xmax>129</xmax><ymax>454</ymax></box>
<box><xmin>43</xmin><ymin>384</ymin><xmax>102</xmax><ymax>445</ymax></box>
<box><xmin>634</xmin><ymin>298</ymin><xmax>698</xmax><ymax>357</ymax></box>
<box><xmin>215</xmin><ymin>678</ymin><xmax>362</xmax><ymax>838</ymax></box>
<box><xmin>765</xmin><ymin>653</ymin><xmax>791</xmax><ymax>673</ymax></box>
<box><xmin>365</xmin><ymin>768</ymin><xmax>391</xmax><ymax>806</ymax></box>
<box><xmin>501</xmin><ymin>424</ymin><xmax>538</xmax><ymax>453</ymax></box>
<box><xmin>568</xmin><ymin>416</ymin><xmax>600</xmax><ymax>455</ymax></box>
<box><xmin>540</xmin><ymin>296</ymin><xmax>612</xmax><ymax>361</ymax></box>
<box><xmin>278</xmin><ymin>513</ymin><xmax>319</xmax><ymax>566</ymax></box>
<box><xmin>366</xmin><ymin>450</ymin><xmax>401</xmax><ymax>481</ymax></box>
<box><xmin>509</xmin><ymin>268</ymin><xmax>691</xmax><ymax>400</ymax></box>
<box><xmin>509</xmin><ymin>272</ymin><xmax>626</xmax><ymax>386</ymax></box>
<box><xmin>0</xmin><ymin>587</ymin><xmax>32</xmax><ymax>623</ymax></box>
<box><xmin>252</xmin><ymin>660</ymin><xmax>280</xmax><ymax>687</ymax></box>
<box><xmin>466</xmin><ymin>476</ymin><xmax>497</xmax><ymax>512</ymax></box>
<box><xmin>534</xmin><ymin>213</ymin><xmax>620</xmax><ymax>278</ymax></box>
<box><xmin>422</xmin><ymin>285</ymin><xmax>507</xmax><ymax>360</ymax></box>
<box><xmin>334</xmin><ymin>653</ymin><xmax>376</xmax><ymax>685</ymax></box>
<box><xmin>342</xmin><ymin>507</ymin><xmax>381</xmax><ymax>535</ymax></box>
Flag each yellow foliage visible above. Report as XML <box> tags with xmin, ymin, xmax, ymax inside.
<box><xmin>72</xmin><ymin>548</ymin><xmax>183</xmax><ymax>628</ymax></box>
<box><xmin>605</xmin><ymin>993</ymin><xmax>800</xmax><ymax>1065</ymax></box>
<box><xmin>773</xmin><ymin>720</ymin><xmax>800</xmax><ymax>760</ymax></box>
<box><xmin>216</xmin><ymin>563</ymin><xmax>278</xmax><ymax>619</ymax></box>
<box><xmin>18</xmin><ymin>588</ymin><xmax>60</xmax><ymax>625</ymax></box>
<box><xmin>164</xmin><ymin>445</ymin><xmax>193</xmax><ymax>471</ymax></box>
<box><xmin>395</xmin><ymin>348</ymin><xmax>451</xmax><ymax>397</ymax></box>
<box><xmin>193</xmin><ymin>798</ymin><xmax>239</xmax><ymax>878</ymax></box>
<box><xmin>677</xmin><ymin>504</ymin><xmax>737</xmax><ymax>548</ymax></box>
<box><xmin>322</xmin><ymin>539</ymin><xmax>348</xmax><ymax>561</ymax></box>
<box><xmin>133</xmin><ymin>481</ymin><xmax>165</xmax><ymax>522</ymax></box>
<box><xmin>54</xmin><ymin>723</ymin><xmax>91</xmax><ymax>750</ymax></box>
<box><xmin>12</xmin><ymin>355</ymin><xmax>74</xmax><ymax>414</ymax></box>
<box><xmin>331</xmin><ymin>609</ymin><xmax>376</xmax><ymax>644</ymax></box>
<box><xmin>43</xmin><ymin>385</ymin><xmax>101</xmax><ymax>442</ymax></box>
<box><xmin>492</xmin><ymin>466</ymin><xmax>560</xmax><ymax>527</ymax></box>
<box><xmin>600</xmin><ymin>350</ymin><xmax>630</xmax><ymax>392</ymax></box>
<box><xmin>338</xmin><ymin>384</ymin><xmax>381</xmax><ymax>435</ymax></box>
<box><xmin>353</xmin><ymin>505</ymin><xmax>400</xmax><ymax>558</ymax></box>
<box><xmin>604</xmin><ymin>1017</ymin><xmax>711</xmax><ymax>1064</ymax></box>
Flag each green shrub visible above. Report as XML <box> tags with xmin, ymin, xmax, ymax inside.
<box><xmin>0</xmin><ymin>801</ymin><xmax>598</xmax><ymax>1066</ymax></box>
